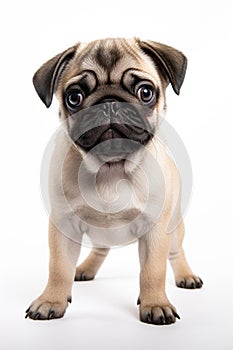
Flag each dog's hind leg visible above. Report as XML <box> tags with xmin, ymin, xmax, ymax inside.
<box><xmin>169</xmin><ymin>220</ymin><xmax>203</xmax><ymax>289</ymax></box>
<box><xmin>75</xmin><ymin>247</ymin><xmax>110</xmax><ymax>281</ymax></box>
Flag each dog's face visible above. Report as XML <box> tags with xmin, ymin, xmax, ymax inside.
<box><xmin>33</xmin><ymin>38</ymin><xmax>187</xmax><ymax>162</ymax></box>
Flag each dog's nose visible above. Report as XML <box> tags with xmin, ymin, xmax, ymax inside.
<box><xmin>100</xmin><ymin>99</ymin><xmax>122</xmax><ymax>116</ymax></box>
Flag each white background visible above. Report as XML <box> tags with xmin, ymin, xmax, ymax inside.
<box><xmin>1</xmin><ymin>0</ymin><xmax>233</xmax><ymax>349</ymax></box>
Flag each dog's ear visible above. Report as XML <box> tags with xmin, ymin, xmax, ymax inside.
<box><xmin>33</xmin><ymin>46</ymin><xmax>77</xmax><ymax>107</ymax></box>
<box><xmin>136</xmin><ymin>39</ymin><xmax>187</xmax><ymax>95</ymax></box>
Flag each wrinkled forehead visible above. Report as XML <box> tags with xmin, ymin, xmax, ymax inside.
<box><xmin>64</xmin><ymin>38</ymin><xmax>161</xmax><ymax>85</ymax></box>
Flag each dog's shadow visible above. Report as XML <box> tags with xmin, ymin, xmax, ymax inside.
<box><xmin>72</xmin><ymin>275</ymin><xmax>139</xmax><ymax>319</ymax></box>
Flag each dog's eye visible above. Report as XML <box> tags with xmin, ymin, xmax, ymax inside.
<box><xmin>136</xmin><ymin>84</ymin><xmax>155</xmax><ymax>104</ymax></box>
<box><xmin>66</xmin><ymin>90</ymin><xmax>84</xmax><ymax>108</ymax></box>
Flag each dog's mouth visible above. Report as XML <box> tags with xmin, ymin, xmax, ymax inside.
<box><xmin>68</xmin><ymin>102</ymin><xmax>155</xmax><ymax>159</ymax></box>
<box><xmin>99</xmin><ymin>127</ymin><xmax>124</xmax><ymax>142</ymax></box>
<box><xmin>76</xmin><ymin>123</ymin><xmax>152</xmax><ymax>147</ymax></box>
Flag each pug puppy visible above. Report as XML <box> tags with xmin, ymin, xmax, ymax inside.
<box><xmin>25</xmin><ymin>38</ymin><xmax>203</xmax><ymax>325</ymax></box>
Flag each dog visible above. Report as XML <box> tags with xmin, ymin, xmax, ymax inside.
<box><xmin>26</xmin><ymin>38</ymin><xmax>203</xmax><ymax>325</ymax></box>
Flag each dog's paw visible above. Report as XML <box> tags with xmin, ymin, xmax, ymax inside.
<box><xmin>74</xmin><ymin>267</ymin><xmax>95</xmax><ymax>281</ymax></box>
<box><xmin>176</xmin><ymin>275</ymin><xmax>203</xmax><ymax>289</ymax></box>
<box><xmin>25</xmin><ymin>295</ymin><xmax>71</xmax><ymax>320</ymax></box>
<box><xmin>139</xmin><ymin>304</ymin><xmax>180</xmax><ymax>325</ymax></box>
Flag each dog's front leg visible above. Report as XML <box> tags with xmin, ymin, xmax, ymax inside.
<box><xmin>25</xmin><ymin>220</ymin><xmax>81</xmax><ymax>320</ymax></box>
<box><xmin>138</xmin><ymin>220</ymin><xmax>180</xmax><ymax>325</ymax></box>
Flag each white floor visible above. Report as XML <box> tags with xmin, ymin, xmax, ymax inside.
<box><xmin>2</xmin><ymin>238</ymin><xmax>233</xmax><ymax>350</ymax></box>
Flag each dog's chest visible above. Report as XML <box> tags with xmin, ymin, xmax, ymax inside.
<box><xmin>75</xmin><ymin>164</ymin><xmax>148</xmax><ymax>224</ymax></box>
<box><xmin>51</xmin><ymin>141</ymin><xmax>166</xmax><ymax>247</ymax></box>
<box><xmin>67</xmin><ymin>162</ymin><xmax>163</xmax><ymax>246</ymax></box>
